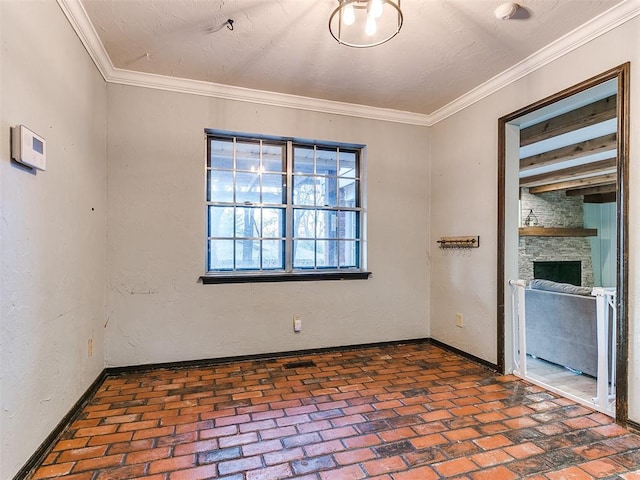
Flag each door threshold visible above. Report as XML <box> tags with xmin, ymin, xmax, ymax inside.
<box><xmin>512</xmin><ymin>370</ymin><xmax>615</xmax><ymax>417</ymax></box>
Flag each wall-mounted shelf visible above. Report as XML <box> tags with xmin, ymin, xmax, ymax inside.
<box><xmin>437</xmin><ymin>235</ymin><xmax>480</xmax><ymax>249</ymax></box>
<box><xmin>519</xmin><ymin>227</ymin><xmax>598</xmax><ymax>237</ymax></box>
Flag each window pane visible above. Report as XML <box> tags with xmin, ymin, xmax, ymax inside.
<box><xmin>316</xmin><ymin>176</ymin><xmax>337</xmax><ymax>207</ymax></box>
<box><xmin>338</xmin><ymin>177</ymin><xmax>357</xmax><ymax>207</ymax></box>
<box><xmin>262</xmin><ymin>208</ymin><xmax>284</xmax><ymax>238</ymax></box>
<box><xmin>236</xmin><ymin>172</ymin><xmax>261</xmax><ymax>204</ymax></box>
<box><xmin>293</xmin><ymin>147</ymin><xmax>314</xmax><ymax>174</ymax></box>
<box><xmin>316</xmin><ymin>210</ymin><xmax>338</xmax><ymax>239</ymax></box>
<box><xmin>339</xmin><ymin>240</ymin><xmax>358</xmax><ymax>268</ymax></box>
<box><xmin>316</xmin><ymin>240</ymin><xmax>338</xmax><ymax>268</ymax></box>
<box><xmin>209</xmin><ymin>170</ymin><xmax>234</xmax><ymax>202</ymax></box>
<box><xmin>293</xmin><ymin>176</ymin><xmax>315</xmax><ymax>206</ymax></box>
<box><xmin>235</xmin><ymin>207</ymin><xmax>260</xmax><ymax>238</ymax></box>
<box><xmin>209</xmin><ymin>240</ymin><xmax>234</xmax><ymax>270</ymax></box>
<box><xmin>263</xmin><ymin>144</ymin><xmax>284</xmax><ymax>172</ymax></box>
<box><xmin>235</xmin><ymin>239</ymin><xmax>260</xmax><ymax>270</ymax></box>
<box><xmin>262</xmin><ymin>240</ymin><xmax>284</xmax><ymax>270</ymax></box>
<box><xmin>235</xmin><ymin>141</ymin><xmax>260</xmax><ymax>171</ymax></box>
<box><xmin>339</xmin><ymin>211</ymin><xmax>358</xmax><ymax>239</ymax></box>
<box><xmin>316</xmin><ymin>149</ymin><xmax>337</xmax><ymax>176</ymax></box>
<box><xmin>208</xmin><ymin>206</ymin><xmax>234</xmax><ymax>237</ymax></box>
<box><xmin>210</xmin><ymin>139</ymin><xmax>234</xmax><ymax>169</ymax></box>
<box><xmin>206</xmin><ymin>134</ymin><xmax>362</xmax><ymax>274</ymax></box>
<box><xmin>294</xmin><ymin>209</ymin><xmax>316</xmax><ymax>239</ymax></box>
<box><xmin>293</xmin><ymin>240</ymin><xmax>315</xmax><ymax>269</ymax></box>
<box><xmin>262</xmin><ymin>174</ymin><xmax>284</xmax><ymax>204</ymax></box>
<box><xmin>339</xmin><ymin>151</ymin><xmax>357</xmax><ymax>178</ymax></box>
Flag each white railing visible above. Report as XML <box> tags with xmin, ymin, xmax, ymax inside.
<box><xmin>591</xmin><ymin>287</ymin><xmax>616</xmax><ymax>413</ymax></box>
<box><xmin>508</xmin><ymin>279</ymin><xmax>616</xmax><ymax>416</ymax></box>
<box><xmin>509</xmin><ymin>279</ymin><xmax>527</xmax><ymax>376</ymax></box>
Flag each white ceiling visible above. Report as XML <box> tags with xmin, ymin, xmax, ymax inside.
<box><xmin>79</xmin><ymin>0</ymin><xmax>624</xmax><ymax>116</ymax></box>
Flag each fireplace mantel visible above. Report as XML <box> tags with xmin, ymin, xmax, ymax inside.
<box><xmin>519</xmin><ymin>227</ymin><xmax>598</xmax><ymax>237</ymax></box>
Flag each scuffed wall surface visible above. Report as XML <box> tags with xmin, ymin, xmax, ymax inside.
<box><xmin>0</xmin><ymin>1</ymin><xmax>107</xmax><ymax>477</ymax></box>
<box><xmin>105</xmin><ymin>84</ymin><xmax>430</xmax><ymax>367</ymax></box>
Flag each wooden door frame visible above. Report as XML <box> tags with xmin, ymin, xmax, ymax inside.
<box><xmin>497</xmin><ymin>63</ymin><xmax>630</xmax><ymax>424</ymax></box>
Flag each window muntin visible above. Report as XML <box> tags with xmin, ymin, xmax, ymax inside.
<box><xmin>206</xmin><ymin>134</ymin><xmax>363</xmax><ymax>275</ymax></box>
<box><xmin>291</xmin><ymin>145</ymin><xmax>360</xmax><ymax>270</ymax></box>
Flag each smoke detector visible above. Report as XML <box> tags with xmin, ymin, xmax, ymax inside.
<box><xmin>495</xmin><ymin>2</ymin><xmax>520</xmax><ymax>20</ymax></box>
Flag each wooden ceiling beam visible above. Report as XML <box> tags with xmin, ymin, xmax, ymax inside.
<box><xmin>583</xmin><ymin>192</ymin><xmax>617</xmax><ymax>203</ymax></box>
<box><xmin>520</xmin><ymin>133</ymin><xmax>617</xmax><ymax>171</ymax></box>
<box><xmin>566</xmin><ymin>183</ymin><xmax>617</xmax><ymax>197</ymax></box>
<box><xmin>520</xmin><ymin>95</ymin><xmax>617</xmax><ymax>147</ymax></box>
<box><xmin>528</xmin><ymin>173</ymin><xmax>617</xmax><ymax>194</ymax></box>
<box><xmin>520</xmin><ymin>157</ymin><xmax>616</xmax><ymax>187</ymax></box>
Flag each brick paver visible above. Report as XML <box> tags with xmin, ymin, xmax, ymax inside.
<box><xmin>29</xmin><ymin>343</ymin><xmax>640</xmax><ymax>479</ymax></box>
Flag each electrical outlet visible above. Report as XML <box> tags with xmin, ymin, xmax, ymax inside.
<box><xmin>455</xmin><ymin>313</ymin><xmax>464</xmax><ymax>328</ymax></box>
<box><xmin>87</xmin><ymin>337</ymin><xmax>93</xmax><ymax>357</ymax></box>
<box><xmin>293</xmin><ymin>314</ymin><xmax>302</xmax><ymax>332</ymax></box>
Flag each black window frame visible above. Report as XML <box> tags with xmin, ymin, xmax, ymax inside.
<box><xmin>201</xmin><ymin>130</ymin><xmax>370</xmax><ymax>284</ymax></box>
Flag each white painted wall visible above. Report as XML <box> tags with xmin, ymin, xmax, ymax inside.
<box><xmin>430</xmin><ymin>100</ymin><xmax>501</xmax><ymax>363</ymax></box>
<box><xmin>0</xmin><ymin>2</ymin><xmax>107</xmax><ymax>478</ymax></box>
<box><xmin>105</xmin><ymin>84</ymin><xmax>430</xmax><ymax>367</ymax></box>
<box><xmin>430</xmin><ymin>17</ymin><xmax>640</xmax><ymax>421</ymax></box>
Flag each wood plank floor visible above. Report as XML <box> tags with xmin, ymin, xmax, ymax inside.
<box><xmin>29</xmin><ymin>343</ymin><xmax>640</xmax><ymax>479</ymax></box>
<box><xmin>527</xmin><ymin>356</ymin><xmax>598</xmax><ymax>403</ymax></box>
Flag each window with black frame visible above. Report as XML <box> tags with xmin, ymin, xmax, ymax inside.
<box><xmin>205</xmin><ymin>132</ymin><xmax>365</xmax><ymax>280</ymax></box>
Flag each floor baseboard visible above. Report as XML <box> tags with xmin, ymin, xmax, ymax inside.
<box><xmin>105</xmin><ymin>338</ymin><xmax>432</xmax><ymax>376</ymax></box>
<box><xmin>627</xmin><ymin>418</ymin><xmax>640</xmax><ymax>433</ymax></box>
<box><xmin>428</xmin><ymin>338</ymin><xmax>499</xmax><ymax>371</ymax></box>
<box><xmin>13</xmin><ymin>370</ymin><xmax>108</xmax><ymax>480</ymax></box>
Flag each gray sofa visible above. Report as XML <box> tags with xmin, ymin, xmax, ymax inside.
<box><xmin>525</xmin><ymin>279</ymin><xmax>600</xmax><ymax>377</ymax></box>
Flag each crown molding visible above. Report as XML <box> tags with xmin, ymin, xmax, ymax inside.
<box><xmin>56</xmin><ymin>0</ymin><xmax>430</xmax><ymax>126</ymax></box>
<box><xmin>106</xmin><ymin>67</ymin><xmax>431</xmax><ymax>126</ymax></box>
<box><xmin>427</xmin><ymin>0</ymin><xmax>640</xmax><ymax>126</ymax></box>
<box><xmin>57</xmin><ymin>0</ymin><xmax>115</xmax><ymax>79</ymax></box>
<box><xmin>58</xmin><ymin>0</ymin><xmax>639</xmax><ymax>128</ymax></box>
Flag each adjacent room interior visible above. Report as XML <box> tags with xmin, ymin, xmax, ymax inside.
<box><xmin>2</xmin><ymin>1</ymin><xmax>640</xmax><ymax>479</ymax></box>
<box><xmin>508</xmin><ymin>76</ymin><xmax>621</xmax><ymax>413</ymax></box>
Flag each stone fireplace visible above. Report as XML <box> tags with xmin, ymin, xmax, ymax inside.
<box><xmin>533</xmin><ymin>260</ymin><xmax>582</xmax><ymax>285</ymax></box>
<box><xmin>519</xmin><ymin>188</ymin><xmax>594</xmax><ymax>286</ymax></box>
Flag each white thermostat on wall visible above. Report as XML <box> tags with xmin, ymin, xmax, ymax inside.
<box><xmin>11</xmin><ymin>125</ymin><xmax>46</xmax><ymax>171</ymax></box>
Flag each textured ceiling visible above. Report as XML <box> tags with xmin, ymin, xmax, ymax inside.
<box><xmin>80</xmin><ymin>0</ymin><xmax>622</xmax><ymax>115</ymax></box>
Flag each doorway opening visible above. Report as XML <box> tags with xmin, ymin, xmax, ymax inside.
<box><xmin>497</xmin><ymin>64</ymin><xmax>630</xmax><ymax>421</ymax></box>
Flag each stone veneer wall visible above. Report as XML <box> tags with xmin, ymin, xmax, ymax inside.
<box><xmin>519</xmin><ymin>188</ymin><xmax>594</xmax><ymax>286</ymax></box>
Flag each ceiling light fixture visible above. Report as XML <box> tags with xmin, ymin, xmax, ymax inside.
<box><xmin>329</xmin><ymin>0</ymin><xmax>403</xmax><ymax>48</ymax></box>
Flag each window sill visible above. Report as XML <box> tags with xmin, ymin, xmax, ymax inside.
<box><xmin>200</xmin><ymin>271</ymin><xmax>372</xmax><ymax>284</ymax></box>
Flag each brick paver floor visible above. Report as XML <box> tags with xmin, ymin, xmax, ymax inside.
<box><xmin>30</xmin><ymin>342</ymin><xmax>640</xmax><ymax>479</ymax></box>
